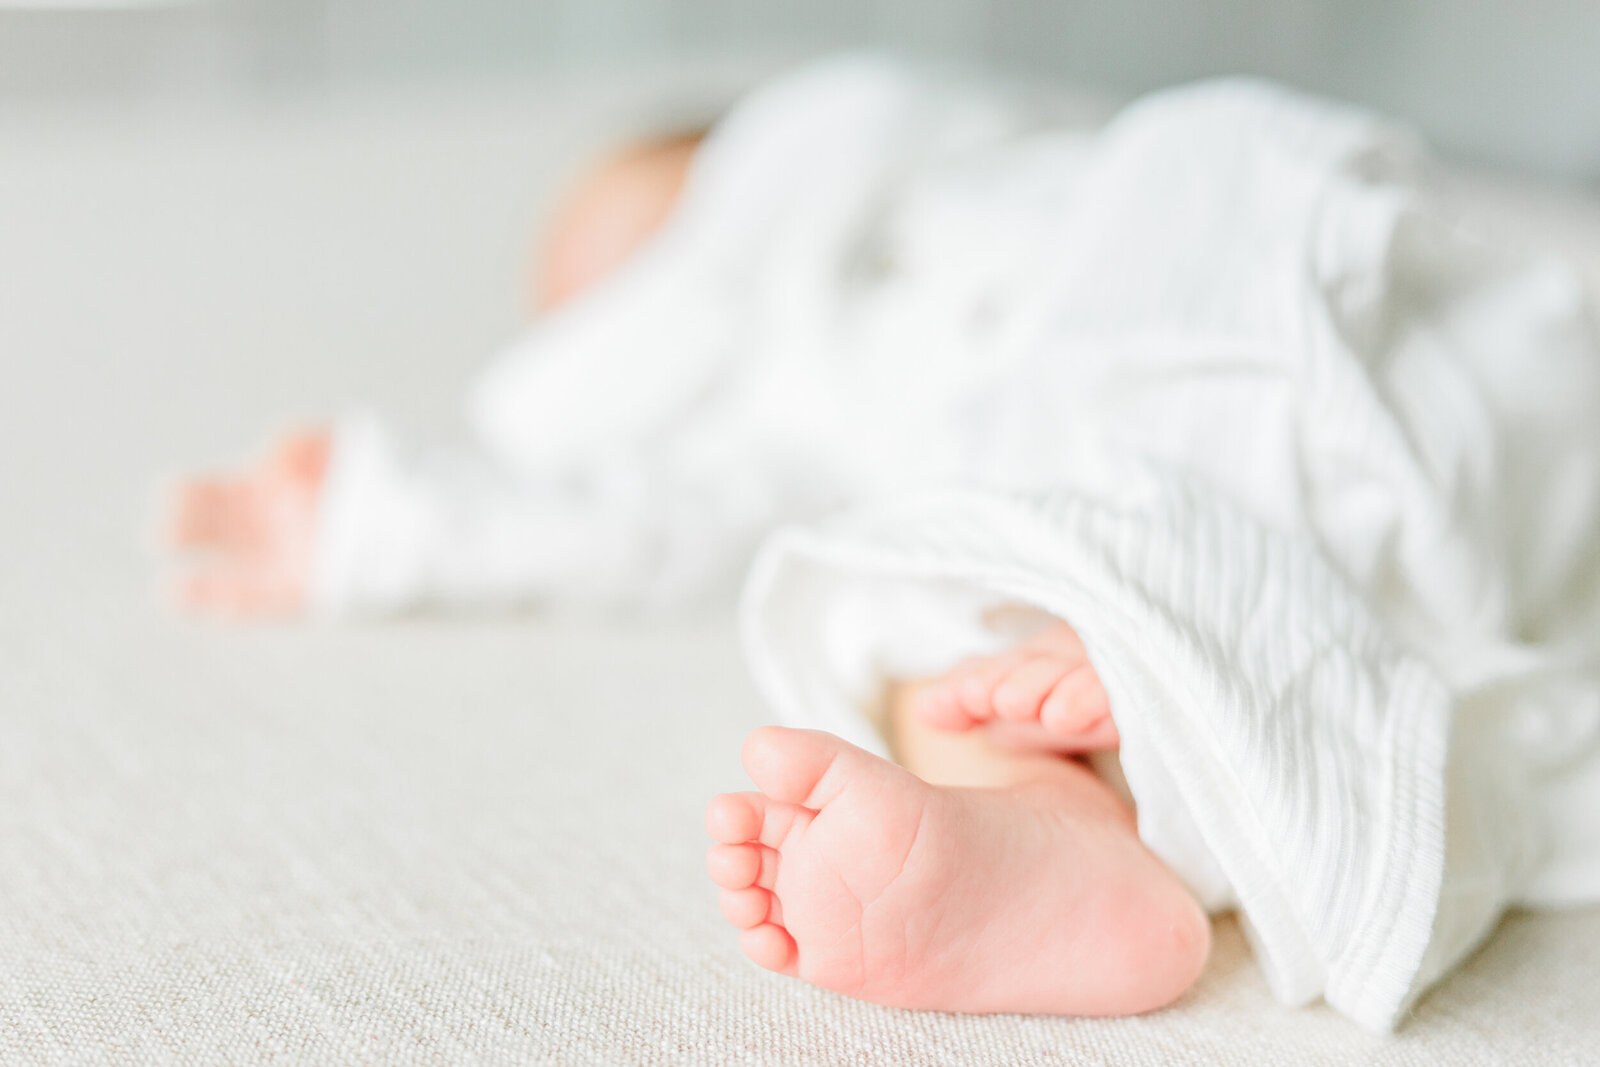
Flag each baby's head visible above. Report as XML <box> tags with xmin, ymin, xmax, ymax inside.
<box><xmin>535</xmin><ymin>130</ymin><xmax>704</xmax><ymax>311</ymax></box>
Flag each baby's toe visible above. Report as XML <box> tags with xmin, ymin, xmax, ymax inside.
<box><xmin>741</xmin><ymin>726</ymin><xmax>894</xmax><ymax>811</ymax></box>
<box><xmin>719</xmin><ymin>887</ymin><xmax>773</xmax><ymax>929</ymax></box>
<box><xmin>719</xmin><ymin>842</ymin><xmax>780</xmax><ymax>891</ymax></box>
<box><xmin>908</xmin><ymin>680</ymin><xmax>973</xmax><ymax>731</ymax></box>
<box><xmin>739</xmin><ymin>923</ymin><xmax>797</xmax><ymax>975</ymax></box>
<box><xmin>271</xmin><ymin>428</ymin><xmax>332</xmax><ymax>484</ymax></box>
<box><xmin>706</xmin><ymin>843</ymin><xmax>761</xmax><ymax>889</ymax></box>
<box><xmin>705</xmin><ymin>792</ymin><xmax>764</xmax><ymax>845</ymax></box>
<box><xmin>952</xmin><ymin>651</ymin><xmax>1027</xmax><ymax>722</ymax></box>
<box><xmin>1040</xmin><ymin>667</ymin><xmax>1112</xmax><ymax>736</ymax></box>
<box><xmin>991</xmin><ymin>656</ymin><xmax>1071</xmax><ymax>722</ymax></box>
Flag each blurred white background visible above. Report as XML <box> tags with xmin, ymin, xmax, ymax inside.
<box><xmin>1</xmin><ymin>0</ymin><xmax>1598</xmax><ymax>178</ymax></box>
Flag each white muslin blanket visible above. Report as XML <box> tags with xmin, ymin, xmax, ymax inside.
<box><xmin>309</xmin><ymin>57</ymin><xmax>1600</xmax><ymax>1030</ymax></box>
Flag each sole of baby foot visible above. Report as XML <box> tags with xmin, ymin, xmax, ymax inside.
<box><xmin>704</xmin><ymin>726</ymin><xmax>1209</xmax><ymax>1016</ymax></box>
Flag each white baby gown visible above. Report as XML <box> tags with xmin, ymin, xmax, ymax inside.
<box><xmin>308</xmin><ymin>57</ymin><xmax>1600</xmax><ymax>1031</ymax></box>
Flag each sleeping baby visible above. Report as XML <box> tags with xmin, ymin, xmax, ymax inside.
<box><xmin>164</xmin><ymin>56</ymin><xmax>1600</xmax><ymax>1030</ymax></box>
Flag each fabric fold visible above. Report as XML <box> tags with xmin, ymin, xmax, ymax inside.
<box><xmin>740</xmin><ymin>479</ymin><xmax>1534</xmax><ymax>1030</ymax></box>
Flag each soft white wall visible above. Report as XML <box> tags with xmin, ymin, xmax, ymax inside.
<box><xmin>0</xmin><ymin>0</ymin><xmax>1596</xmax><ymax>178</ymax></box>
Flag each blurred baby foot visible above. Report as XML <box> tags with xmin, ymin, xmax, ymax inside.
<box><xmin>911</xmin><ymin>619</ymin><xmax>1120</xmax><ymax>753</ymax></box>
<box><xmin>165</xmin><ymin>426</ymin><xmax>330</xmax><ymax>618</ymax></box>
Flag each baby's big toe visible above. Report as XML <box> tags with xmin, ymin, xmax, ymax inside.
<box><xmin>740</xmin><ymin>726</ymin><xmax>859</xmax><ymax>808</ymax></box>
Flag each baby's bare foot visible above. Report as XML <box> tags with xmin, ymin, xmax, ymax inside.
<box><xmin>912</xmin><ymin>620</ymin><xmax>1120</xmax><ymax>752</ymax></box>
<box><xmin>165</xmin><ymin>428</ymin><xmax>330</xmax><ymax>617</ymax></box>
<box><xmin>705</xmin><ymin>727</ymin><xmax>1209</xmax><ymax>1016</ymax></box>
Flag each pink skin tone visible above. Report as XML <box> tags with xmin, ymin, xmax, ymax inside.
<box><xmin>706</xmin><ymin>631</ymin><xmax>1208</xmax><ymax>1017</ymax></box>
<box><xmin>165</xmin><ymin>130</ymin><xmax>1210</xmax><ymax>1015</ymax></box>
<box><xmin>166</xmin><ymin>429</ymin><xmax>329</xmax><ymax>618</ymax></box>
<box><xmin>910</xmin><ymin>620</ymin><xmax>1122</xmax><ymax>754</ymax></box>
